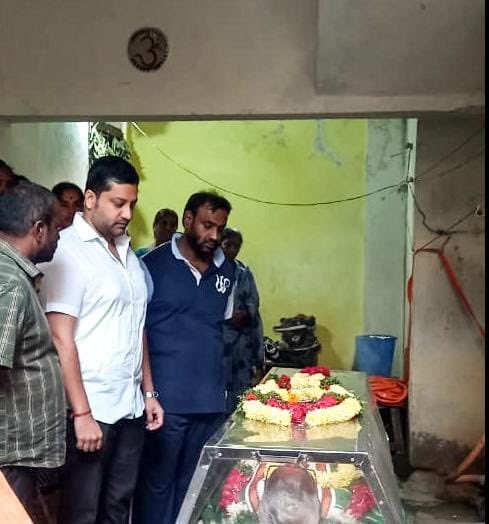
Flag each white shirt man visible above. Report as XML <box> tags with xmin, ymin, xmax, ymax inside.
<box><xmin>41</xmin><ymin>212</ymin><xmax>147</xmax><ymax>422</ymax></box>
<box><xmin>40</xmin><ymin>156</ymin><xmax>163</xmax><ymax>524</ymax></box>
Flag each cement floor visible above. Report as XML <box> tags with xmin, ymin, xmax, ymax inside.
<box><xmin>398</xmin><ymin>470</ymin><xmax>483</xmax><ymax>523</ymax></box>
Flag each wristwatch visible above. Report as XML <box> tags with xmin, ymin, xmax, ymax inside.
<box><xmin>144</xmin><ymin>390</ymin><xmax>159</xmax><ymax>399</ymax></box>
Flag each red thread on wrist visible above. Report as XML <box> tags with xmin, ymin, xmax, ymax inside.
<box><xmin>70</xmin><ymin>409</ymin><xmax>91</xmax><ymax>419</ymax></box>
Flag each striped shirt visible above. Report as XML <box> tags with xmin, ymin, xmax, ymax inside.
<box><xmin>0</xmin><ymin>238</ymin><xmax>66</xmax><ymax>468</ymax></box>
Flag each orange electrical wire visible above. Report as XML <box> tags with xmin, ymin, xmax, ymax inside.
<box><xmin>368</xmin><ymin>376</ymin><xmax>408</xmax><ymax>407</ymax></box>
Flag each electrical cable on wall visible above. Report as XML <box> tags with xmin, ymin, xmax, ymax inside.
<box><xmin>414</xmin><ymin>125</ymin><xmax>484</xmax><ymax>182</ymax></box>
<box><xmin>130</xmin><ymin>122</ymin><xmax>484</xmax><ymax>210</ymax></box>
<box><xmin>417</xmin><ymin>209</ymin><xmax>479</xmax><ymax>251</ymax></box>
<box><xmin>415</xmin><ymin>149</ymin><xmax>484</xmax><ymax>185</ymax></box>
<box><xmin>131</xmin><ymin>122</ymin><xmax>405</xmax><ymax>207</ymax></box>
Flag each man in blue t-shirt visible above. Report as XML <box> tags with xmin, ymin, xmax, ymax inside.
<box><xmin>133</xmin><ymin>191</ymin><xmax>235</xmax><ymax>524</ymax></box>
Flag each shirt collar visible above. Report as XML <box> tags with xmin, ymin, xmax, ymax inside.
<box><xmin>171</xmin><ymin>232</ymin><xmax>225</xmax><ymax>268</ymax></box>
<box><xmin>72</xmin><ymin>212</ymin><xmax>131</xmax><ymax>250</ymax></box>
<box><xmin>0</xmin><ymin>238</ymin><xmax>41</xmax><ymax>279</ymax></box>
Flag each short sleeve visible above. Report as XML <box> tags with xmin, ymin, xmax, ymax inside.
<box><xmin>139</xmin><ymin>258</ymin><xmax>154</xmax><ymax>303</ymax></box>
<box><xmin>39</xmin><ymin>245</ymin><xmax>87</xmax><ymax>318</ymax></box>
<box><xmin>0</xmin><ymin>283</ymin><xmax>26</xmax><ymax>368</ymax></box>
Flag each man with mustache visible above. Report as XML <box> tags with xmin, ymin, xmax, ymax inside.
<box><xmin>40</xmin><ymin>156</ymin><xmax>163</xmax><ymax>524</ymax></box>
<box><xmin>0</xmin><ymin>181</ymin><xmax>65</xmax><ymax>522</ymax></box>
<box><xmin>133</xmin><ymin>191</ymin><xmax>235</xmax><ymax>524</ymax></box>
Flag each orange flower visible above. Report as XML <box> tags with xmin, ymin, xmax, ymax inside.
<box><xmin>287</xmin><ymin>392</ymin><xmax>300</xmax><ymax>404</ymax></box>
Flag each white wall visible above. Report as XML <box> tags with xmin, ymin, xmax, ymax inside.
<box><xmin>0</xmin><ymin>122</ymin><xmax>88</xmax><ymax>189</ymax></box>
<box><xmin>0</xmin><ymin>0</ymin><xmax>483</xmax><ymax>119</ymax></box>
<box><xmin>409</xmin><ymin>116</ymin><xmax>485</xmax><ymax>473</ymax></box>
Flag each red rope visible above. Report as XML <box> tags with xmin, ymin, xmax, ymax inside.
<box><xmin>404</xmin><ymin>247</ymin><xmax>485</xmax><ymax>382</ymax></box>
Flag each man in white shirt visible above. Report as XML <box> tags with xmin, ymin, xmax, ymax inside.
<box><xmin>40</xmin><ymin>156</ymin><xmax>163</xmax><ymax>524</ymax></box>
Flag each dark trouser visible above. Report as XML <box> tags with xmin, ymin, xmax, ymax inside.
<box><xmin>58</xmin><ymin>416</ymin><xmax>145</xmax><ymax>524</ymax></box>
<box><xmin>1</xmin><ymin>465</ymin><xmax>48</xmax><ymax>523</ymax></box>
<box><xmin>132</xmin><ymin>413</ymin><xmax>224</xmax><ymax>524</ymax></box>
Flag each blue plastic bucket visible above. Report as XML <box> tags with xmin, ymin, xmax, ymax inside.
<box><xmin>352</xmin><ymin>335</ymin><xmax>396</xmax><ymax>376</ymax></box>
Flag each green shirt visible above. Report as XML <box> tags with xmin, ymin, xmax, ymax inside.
<box><xmin>0</xmin><ymin>238</ymin><xmax>66</xmax><ymax>468</ymax></box>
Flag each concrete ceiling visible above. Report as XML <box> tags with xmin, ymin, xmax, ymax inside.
<box><xmin>0</xmin><ymin>0</ymin><xmax>484</xmax><ymax>118</ymax></box>
<box><xmin>317</xmin><ymin>0</ymin><xmax>484</xmax><ymax>100</ymax></box>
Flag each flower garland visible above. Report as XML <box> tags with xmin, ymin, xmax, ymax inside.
<box><xmin>238</xmin><ymin>366</ymin><xmax>362</xmax><ymax>427</ymax></box>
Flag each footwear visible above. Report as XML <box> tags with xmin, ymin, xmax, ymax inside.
<box><xmin>282</xmin><ymin>330</ymin><xmax>318</xmax><ymax>348</ymax></box>
<box><xmin>279</xmin><ymin>345</ymin><xmax>321</xmax><ymax>366</ymax></box>
<box><xmin>273</xmin><ymin>314</ymin><xmax>315</xmax><ymax>332</ymax></box>
<box><xmin>284</xmin><ymin>338</ymin><xmax>321</xmax><ymax>353</ymax></box>
<box><xmin>264</xmin><ymin>337</ymin><xmax>283</xmax><ymax>361</ymax></box>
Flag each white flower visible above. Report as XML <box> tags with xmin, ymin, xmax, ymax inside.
<box><xmin>254</xmin><ymin>380</ymin><xmax>281</xmax><ymax>394</ymax></box>
<box><xmin>225</xmin><ymin>501</ymin><xmax>249</xmax><ymax>519</ymax></box>
<box><xmin>242</xmin><ymin>400</ymin><xmax>291</xmax><ymax>426</ymax></box>
<box><xmin>290</xmin><ymin>372</ymin><xmax>323</xmax><ymax>390</ymax></box>
<box><xmin>305</xmin><ymin>397</ymin><xmax>362</xmax><ymax>426</ymax></box>
<box><xmin>328</xmin><ymin>384</ymin><xmax>354</xmax><ymax>397</ymax></box>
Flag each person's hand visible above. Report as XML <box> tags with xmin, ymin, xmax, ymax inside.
<box><xmin>230</xmin><ymin>310</ymin><xmax>249</xmax><ymax>330</ymax></box>
<box><xmin>144</xmin><ymin>398</ymin><xmax>164</xmax><ymax>431</ymax></box>
<box><xmin>74</xmin><ymin>415</ymin><xmax>103</xmax><ymax>452</ymax></box>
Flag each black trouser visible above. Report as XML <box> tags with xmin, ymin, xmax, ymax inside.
<box><xmin>58</xmin><ymin>416</ymin><xmax>145</xmax><ymax>524</ymax></box>
<box><xmin>1</xmin><ymin>465</ymin><xmax>47</xmax><ymax>523</ymax></box>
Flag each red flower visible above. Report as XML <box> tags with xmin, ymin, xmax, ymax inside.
<box><xmin>245</xmin><ymin>393</ymin><xmax>258</xmax><ymax>401</ymax></box>
<box><xmin>266</xmin><ymin>398</ymin><xmax>287</xmax><ymax>409</ymax></box>
<box><xmin>313</xmin><ymin>395</ymin><xmax>339</xmax><ymax>409</ymax></box>
<box><xmin>218</xmin><ymin>468</ymin><xmax>252</xmax><ymax>509</ymax></box>
<box><xmin>301</xmin><ymin>366</ymin><xmax>331</xmax><ymax>377</ymax></box>
<box><xmin>346</xmin><ymin>483</ymin><xmax>376</xmax><ymax>518</ymax></box>
<box><xmin>277</xmin><ymin>374</ymin><xmax>291</xmax><ymax>390</ymax></box>
<box><xmin>289</xmin><ymin>403</ymin><xmax>309</xmax><ymax>423</ymax></box>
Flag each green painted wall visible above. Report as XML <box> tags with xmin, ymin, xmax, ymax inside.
<box><xmin>127</xmin><ymin>120</ymin><xmax>367</xmax><ymax>370</ymax></box>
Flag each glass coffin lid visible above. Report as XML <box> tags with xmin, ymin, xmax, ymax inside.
<box><xmin>177</xmin><ymin>369</ymin><xmax>405</xmax><ymax>524</ymax></box>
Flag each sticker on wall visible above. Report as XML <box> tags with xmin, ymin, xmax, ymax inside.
<box><xmin>127</xmin><ymin>27</ymin><xmax>169</xmax><ymax>72</ymax></box>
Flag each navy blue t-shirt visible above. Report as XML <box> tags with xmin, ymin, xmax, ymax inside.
<box><xmin>142</xmin><ymin>240</ymin><xmax>235</xmax><ymax>414</ymax></box>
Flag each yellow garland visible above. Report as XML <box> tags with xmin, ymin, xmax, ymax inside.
<box><xmin>242</xmin><ymin>400</ymin><xmax>292</xmax><ymax>426</ymax></box>
<box><xmin>316</xmin><ymin>464</ymin><xmax>363</xmax><ymax>488</ymax></box>
<box><xmin>305</xmin><ymin>397</ymin><xmax>362</xmax><ymax>426</ymax></box>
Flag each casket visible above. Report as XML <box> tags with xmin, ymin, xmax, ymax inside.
<box><xmin>177</xmin><ymin>368</ymin><xmax>405</xmax><ymax>523</ymax></box>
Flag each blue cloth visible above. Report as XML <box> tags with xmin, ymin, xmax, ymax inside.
<box><xmin>133</xmin><ymin>413</ymin><xmax>224</xmax><ymax>524</ymax></box>
<box><xmin>134</xmin><ymin>234</ymin><xmax>234</xmax><ymax>524</ymax></box>
<box><xmin>223</xmin><ymin>260</ymin><xmax>264</xmax><ymax>413</ymax></box>
<box><xmin>141</xmin><ymin>238</ymin><xmax>235</xmax><ymax>414</ymax></box>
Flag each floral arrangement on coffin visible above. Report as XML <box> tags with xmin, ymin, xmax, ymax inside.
<box><xmin>237</xmin><ymin>366</ymin><xmax>363</xmax><ymax>427</ymax></box>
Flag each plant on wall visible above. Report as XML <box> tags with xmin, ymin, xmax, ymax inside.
<box><xmin>88</xmin><ymin>122</ymin><xmax>131</xmax><ymax>165</ymax></box>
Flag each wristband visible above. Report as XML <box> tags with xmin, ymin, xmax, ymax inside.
<box><xmin>70</xmin><ymin>409</ymin><xmax>91</xmax><ymax>419</ymax></box>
